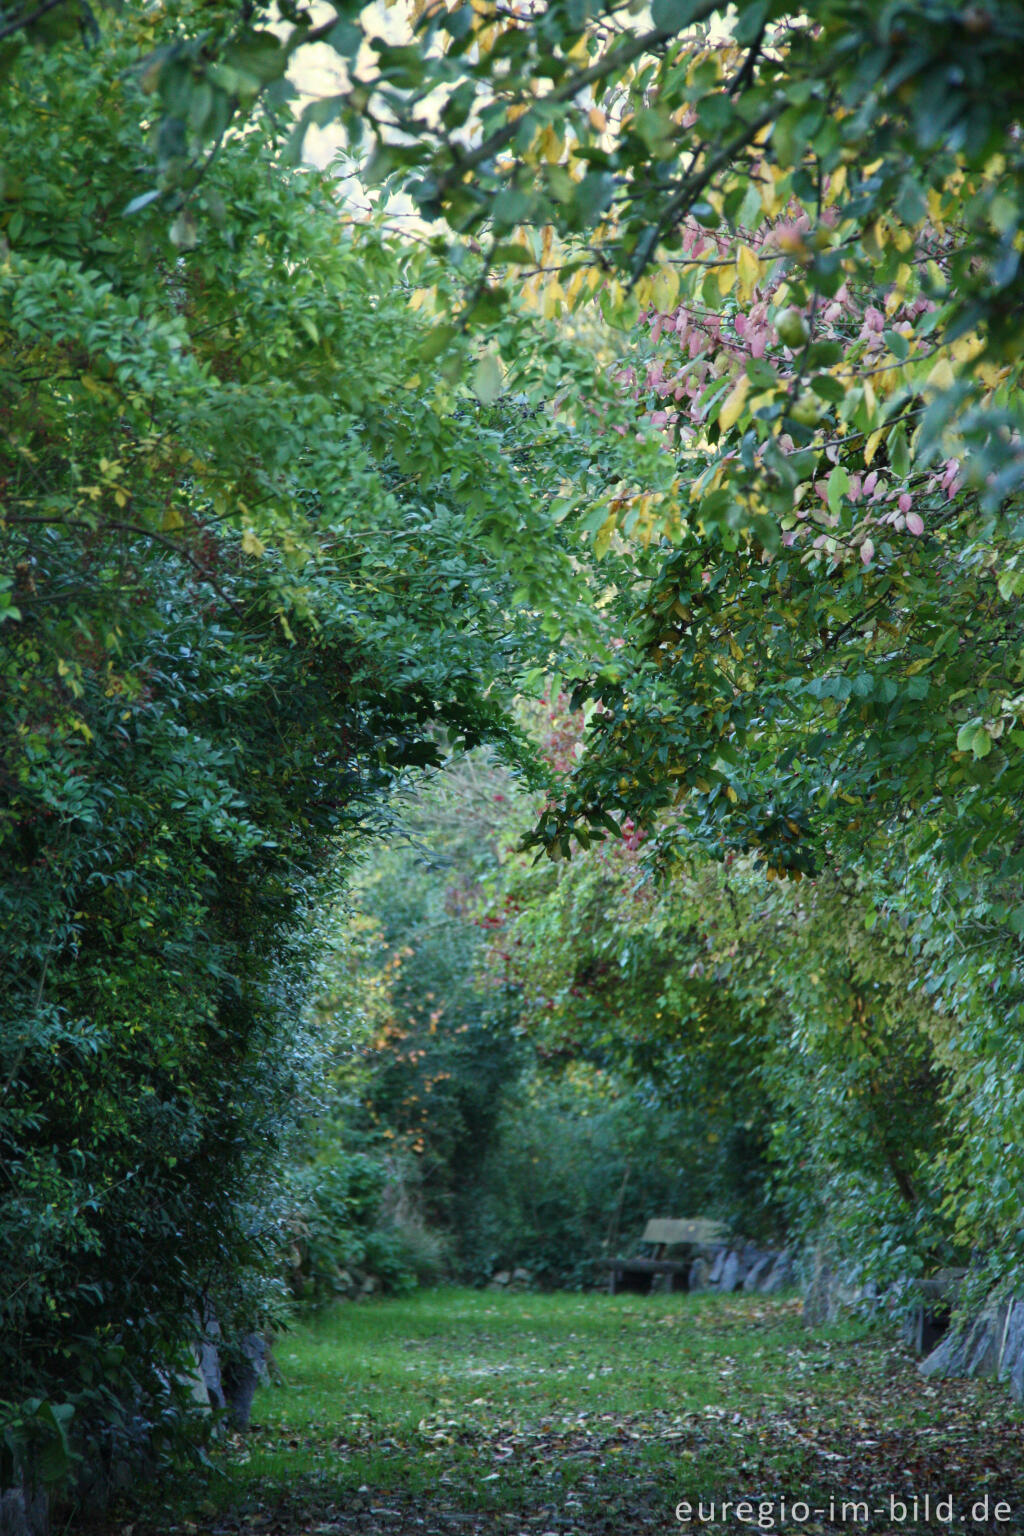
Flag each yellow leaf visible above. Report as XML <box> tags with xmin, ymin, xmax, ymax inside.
<box><xmin>826</xmin><ymin>164</ymin><xmax>847</xmax><ymax>203</ymax></box>
<box><xmin>736</xmin><ymin>245</ymin><xmax>763</xmax><ymax>302</ymax></box>
<box><xmin>978</xmin><ymin>361</ymin><xmax>1010</xmax><ymax>389</ymax></box>
<box><xmin>565</xmin><ymin>268</ymin><xmax>586</xmax><ymax>306</ymax></box>
<box><xmin>951</xmin><ymin>333</ymin><xmax>984</xmax><ymax>364</ymax></box>
<box><xmin>760</xmin><ymin>167</ymin><xmax>787</xmax><ymax>218</ymax></box>
<box><xmin>864</xmin><ymin>427</ymin><xmax>885</xmax><ymax>465</ymax></box>
<box><xmin>874</xmin><ymin>366</ymin><xmax>898</xmax><ymax>398</ymax></box>
<box><xmin>541</xmin><ymin>279</ymin><xmax>565</xmax><ymax>320</ymax></box>
<box><xmin>718</xmin><ymin>375</ymin><xmax>750</xmax><ymax>434</ymax></box>
<box><xmin>241</xmin><ymin>529</ymin><xmax>266</xmax><ymax>557</ymax></box>
<box><xmin>862</xmin><ymin>377</ymin><xmax>878</xmax><ymax>421</ymax></box>
<box><xmin>652</xmin><ymin>265</ymin><xmax>680</xmax><ymax>312</ymax></box>
<box><xmin>926</xmin><ymin>187</ymin><xmax>945</xmax><ymax>231</ymax></box>
<box><xmin>926</xmin><ymin>259</ymin><xmax>947</xmax><ymax>294</ymax></box>
<box><xmin>926</xmin><ymin>357</ymin><xmax>956</xmax><ymax>392</ymax></box>
<box><xmin>538</xmin><ymin>125</ymin><xmax>562</xmax><ymax>163</ymax></box>
<box><xmin>716</xmin><ymin>261</ymin><xmax>736</xmax><ymax>296</ymax></box>
<box><xmin>593</xmin><ymin>512</ymin><xmax>616</xmax><ymax>559</ymax></box>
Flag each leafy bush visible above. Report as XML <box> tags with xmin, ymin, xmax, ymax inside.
<box><xmin>388</xmin><ymin>1222</ymin><xmax>451</xmax><ymax>1288</ymax></box>
<box><xmin>1</xmin><ymin>5</ymin><xmax>632</xmax><ymax>1500</ymax></box>
<box><xmin>285</xmin><ymin>1150</ymin><xmax>451</xmax><ymax>1300</ymax></box>
<box><xmin>286</xmin><ymin>1155</ymin><xmax>386</xmax><ymax>1302</ymax></box>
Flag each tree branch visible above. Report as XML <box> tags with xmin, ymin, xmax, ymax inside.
<box><xmin>428</xmin><ymin>11</ymin><xmax>721</xmax><ymax>201</ymax></box>
<box><xmin>7</xmin><ymin>513</ymin><xmax>245</xmax><ymax>616</ymax></box>
<box><xmin>0</xmin><ymin>0</ymin><xmax>69</xmax><ymax>42</ymax></box>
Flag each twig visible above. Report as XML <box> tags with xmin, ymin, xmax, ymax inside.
<box><xmin>0</xmin><ymin>0</ymin><xmax>67</xmax><ymax>43</ymax></box>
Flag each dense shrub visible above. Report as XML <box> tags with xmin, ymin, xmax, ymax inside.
<box><xmin>0</xmin><ymin>6</ymin><xmax>635</xmax><ymax>1499</ymax></box>
<box><xmin>451</xmin><ymin>1072</ymin><xmax>696</xmax><ymax>1288</ymax></box>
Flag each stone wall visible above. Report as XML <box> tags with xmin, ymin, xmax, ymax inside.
<box><xmin>799</xmin><ymin>1252</ymin><xmax>1024</xmax><ymax>1407</ymax></box>
<box><xmin>0</xmin><ymin>1487</ymin><xmax>48</xmax><ymax>1536</ymax></box>
<box><xmin>687</xmin><ymin>1244</ymin><xmax>793</xmax><ymax>1295</ymax></box>
<box><xmin>919</xmin><ymin>1295</ymin><xmax>1024</xmax><ymax>1404</ymax></box>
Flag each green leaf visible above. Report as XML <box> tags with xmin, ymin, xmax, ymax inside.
<box><xmin>826</xmin><ymin>466</ymin><xmax>849</xmax><ymax>514</ymax></box>
<box><xmin>810</xmin><ymin>372</ymin><xmax>846</xmax><ymax>403</ymax></box>
<box><xmin>883</xmin><ymin>328</ymin><xmax>909</xmax><ymax>362</ymax></box>
<box><xmin>472</xmin><ymin>351</ymin><xmax>504</xmax><ymax>405</ymax></box>
<box><xmin>419</xmin><ymin>324</ymin><xmax>458</xmax><ymax>362</ymax></box>
<box><xmin>997</xmin><ymin>567</ymin><xmax>1024</xmax><ymax>600</ymax></box>
<box><xmin>650</xmin><ymin>0</ymin><xmax>704</xmax><ymax>32</ymax></box>
<box><xmin>889</xmin><ymin>427</ymin><xmax>910</xmax><ymax>479</ymax></box>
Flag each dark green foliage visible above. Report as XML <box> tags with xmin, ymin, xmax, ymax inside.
<box><xmin>7</xmin><ymin>0</ymin><xmax>1024</xmax><ymax>1502</ymax></box>
<box><xmin>331</xmin><ymin>774</ymin><xmax>533</xmax><ymax>1250</ymax></box>
<box><xmin>0</xmin><ymin>4</ymin><xmax>635</xmax><ymax>1498</ymax></box>
<box><xmin>458</xmin><ymin>1075</ymin><xmax>697</xmax><ymax>1289</ymax></box>
<box><xmin>286</xmin><ymin>1153</ymin><xmax>428</xmax><ymax>1301</ymax></box>
<box><xmin>314</xmin><ymin>769</ymin><xmax>751</xmax><ymax>1290</ymax></box>
<box><xmin>0</xmin><ymin>533</ymin><xmax>430</xmax><ymax>1488</ymax></box>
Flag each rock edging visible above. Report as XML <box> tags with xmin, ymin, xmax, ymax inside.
<box><xmin>919</xmin><ymin>1295</ymin><xmax>1024</xmax><ymax>1404</ymax></box>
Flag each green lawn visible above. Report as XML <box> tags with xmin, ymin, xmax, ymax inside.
<box><xmin>127</xmin><ymin>1290</ymin><xmax>1024</xmax><ymax>1535</ymax></box>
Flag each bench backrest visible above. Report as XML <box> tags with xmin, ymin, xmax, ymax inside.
<box><xmin>641</xmin><ymin>1218</ymin><xmax>726</xmax><ymax>1247</ymax></box>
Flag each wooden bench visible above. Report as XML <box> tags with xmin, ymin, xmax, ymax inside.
<box><xmin>603</xmin><ymin>1218</ymin><xmax>727</xmax><ymax>1295</ymax></box>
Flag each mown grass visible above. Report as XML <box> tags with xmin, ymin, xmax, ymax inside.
<box><xmin>123</xmin><ymin>1289</ymin><xmax>1024</xmax><ymax>1535</ymax></box>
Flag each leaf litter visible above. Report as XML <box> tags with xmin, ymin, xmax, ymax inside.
<box><xmin>119</xmin><ymin>1294</ymin><xmax>1024</xmax><ymax>1536</ymax></box>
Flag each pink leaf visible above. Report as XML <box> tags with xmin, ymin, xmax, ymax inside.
<box><xmin>860</xmin><ymin>538</ymin><xmax>875</xmax><ymax>565</ymax></box>
<box><xmin>907</xmin><ymin>512</ymin><xmax>924</xmax><ymax>536</ymax></box>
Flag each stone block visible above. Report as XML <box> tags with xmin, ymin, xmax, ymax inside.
<box><xmin>742</xmin><ymin>1255</ymin><xmax>774</xmax><ymax>1292</ymax></box>
<box><xmin>760</xmin><ymin>1253</ymin><xmax>792</xmax><ymax>1294</ymax></box>
<box><xmin>0</xmin><ymin>1487</ymin><xmax>48</xmax><ymax>1536</ymax></box>
<box><xmin>688</xmin><ymin>1256</ymin><xmax>710</xmax><ymax>1293</ymax></box>
<box><xmin>718</xmin><ymin>1251</ymin><xmax>742</xmax><ymax>1294</ymax></box>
